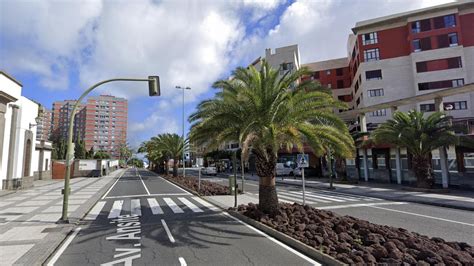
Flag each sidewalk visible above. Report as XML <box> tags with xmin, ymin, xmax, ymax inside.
<box><xmin>242</xmin><ymin>174</ymin><xmax>474</xmax><ymax>211</ymax></box>
<box><xmin>0</xmin><ymin>169</ymin><xmax>124</xmax><ymax>266</ymax></box>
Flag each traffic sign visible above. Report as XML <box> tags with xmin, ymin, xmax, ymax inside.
<box><xmin>297</xmin><ymin>154</ymin><xmax>309</xmax><ymax>168</ymax></box>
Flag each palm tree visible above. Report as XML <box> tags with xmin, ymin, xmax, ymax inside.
<box><xmin>156</xmin><ymin>133</ymin><xmax>187</xmax><ymax>177</ymax></box>
<box><xmin>189</xmin><ymin>60</ymin><xmax>354</xmax><ymax>214</ymax></box>
<box><xmin>372</xmin><ymin>110</ymin><xmax>458</xmax><ymax>188</ymax></box>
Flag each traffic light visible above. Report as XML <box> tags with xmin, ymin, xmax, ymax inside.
<box><xmin>148</xmin><ymin>76</ymin><xmax>160</xmax><ymax>96</ymax></box>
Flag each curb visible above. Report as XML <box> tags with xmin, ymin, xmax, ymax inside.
<box><xmin>273</xmin><ymin>179</ymin><xmax>474</xmax><ymax>212</ymax></box>
<box><xmin>162</xmin><ymin>174</ymin><xmax>344</xmax><ymax>266</ymax></box>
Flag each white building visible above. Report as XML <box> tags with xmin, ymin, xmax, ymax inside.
<box><xmin>0</xmin><ymin>71</ymin><xmax>52</xmax><ymax>190</ymax></box>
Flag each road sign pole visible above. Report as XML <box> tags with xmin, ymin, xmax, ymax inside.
<box><xmin>198</xmin><ymin>167</ymin><xmax>201</xmax><ymax>192</ymax></box>
<box><xmin>302</xmin><ymin>167</ymin><xmax>305</xmax><ymax>205</ymax></box>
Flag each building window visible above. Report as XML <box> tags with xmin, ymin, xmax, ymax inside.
<box><xmin>326</xmin><ymin>70</ymin><xmax>331</xmax><ymax>75</ymax></box>
<box><xmin>420</xmin><ymin>104</ymin><xmax>435</xmax><ymax>112</ymax></box>
<box><xmin>416</xmin><ymin>57</ymin><xmax>462</xmax><ymax>73</ymax></box>
<box><xmin>313</xmin><ymin>71</ymin><xmax>320</xmax><ymax>79</ymax></box>
<box><xmin>362</xmin><ymin>32</ymin><xmax>378</xmax><ymax>45</ymax></box>
<box><xmin>369</xmin><ymin>88</ymin><xmax>384</xmax><ymax>97</ymax></box>
<box><xmin>418</xmin><ymin>78</ymin><xmax>464</xmax><ymax>91</ymax></box>
<box><xmin>336</xmin><ymin>68</ymin><xmax>344</xmax><ymax>76</ymax></box>
<box><xmin>337</xmin><ymin>80</ymin><xmax>344</xmax><ymax>88</ymax></box>
<box><xmin>411</xmin><ymin>19</ymin><xmax>431</xmax><ymax>33</ymax></box>
<box><xmin>447</xmin><ymin>57</ymin><xmax>462</xmax><ymax>69</ymax></box>
<box><xmin>364</xmin><ymin>48</ymin><xmax>380</xmax><ymax>61</ymax></box>
<box><xmin>356</xmin><ymin>97</ymin><xmax>361</xmax><ymax>106</ymax></box>
<box><xmin>444</xmin><ymin>14</ymin><xmax>456</xmax><ymax>28</ymax></box>
<box><xmin>366</xmin><ymin>69</ymin><xmax>382</xmax><ymax>80</ymax></box>
<box><xmin>444</xmin><ymin>101</ymin><xmax>467</xmax><ymax>110</ymax></box>
<box><xmin>411</xmin><ymin>21</ymin><xmax>421</xmax><ymax>33</ymax></box>
<box><xmin>370</xmin><ymin>109</ymin><xmax>386</xmax><ymax>117</ymax></box>
<box><xmin>414</xmin><ymin>37</ymin><xmax>431</xmax><ymax>52</ymax></box>
<box><xmin>448</xmin><ymin>33</ymin><xmax>458</xmax><ymax>46</ymax></box>
<box><xmin>327</xmin><ymin>83</ymin><xmax>332</xmax><ymax>89</ymax></box>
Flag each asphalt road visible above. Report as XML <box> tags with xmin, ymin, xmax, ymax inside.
<box><xmin>185</xmin><ymin>169</ymin><xmax>474</xmax><ymax>245</ymax></box>
<box><xmin>52</xmin><ymin>169</ymin><xmax>319</xmax><ymax>266</ymax></box>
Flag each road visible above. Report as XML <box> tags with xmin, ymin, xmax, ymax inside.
<box><xmin>186</xmin><ymin>169</ymin><xmax>474</xmax><ymax>245</ymax></box>
<box><xmin>51</xmin><ymin>169</ymin><xmax>319</xmax><ymax>266</ymax></box>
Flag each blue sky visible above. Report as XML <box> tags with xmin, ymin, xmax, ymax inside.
<box><xmin>0</xmin><ymin>0</ymin><xmax>452</xmax><ymax>149</ymax></box>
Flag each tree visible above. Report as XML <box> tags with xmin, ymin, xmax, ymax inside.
<box><xmin>118</xmin><ymin>142</ymin><xmax>133</xmax><ymax>163</ymax></box>
<box><xmin>189</xmin><ymin>60</ymin><xmax>354</xmax><ymax>214</ymax></box>
<box><xmin>372</xmin><ymin>110</ymin><xmax>458</xmax><ymax>188</ymax></box>
<box><xmin>86</xmin><ymin>147</ymin><xmax>95</xmax><ymax>159</ymax></box>
<box><xmin>155</xmin><ymin>133</ymin><xmax>187</xmax><ymax>177</ymax></box>
<box><xmin>74</xmin><ymin>139</ymin><xmax>87</xmax><ymax>159</ymax></box>
<box><xmin>128</xmin><ymin>157</ymin><xmax>144</xmax><ymax>168</ymax></box>
<box><xmin>52</xmin><ymin>138</ymin><xmax>67</xmax><ymax>160</ymax></box>
<box><xmin>94</xmin><ymin>151</ymin><xmax>111</xmax><ymax>159</ymax></box>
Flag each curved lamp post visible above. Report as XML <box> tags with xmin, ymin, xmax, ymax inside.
<box><xmin>60</xmin><ymin>76</ymin><xmax>160</xmax><ymax>222</ymax></box>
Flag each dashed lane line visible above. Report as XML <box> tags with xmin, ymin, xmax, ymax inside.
<box><xmin>179</xmin><ymin>257</ymin><xmax>187</xmax><ymax>266</ymax></box>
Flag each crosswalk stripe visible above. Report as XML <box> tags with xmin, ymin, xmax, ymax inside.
<box><xmin>278</xmin><ymin>194</ymin><xmax>317</xmax><ymax>205</ymax></box>
<box><xmin>192</xmin><ymin>197</ymin><xmax>219</xmax><ymax>211</ymax></box>
<box><xmin>313</xmin><ymin>190</ymin><xmax>379</xmax><ymax>201</ymax></box>
<box><xmin>164</xmin><ymin>198</ymin><xmax>184</xmax><ymax>213</ymax></box>
<box><xmin>279</xmin><ymin>191</ymin><xmax>331</xmax><ymax>203</ymax></box>
<box><xmin>84</xmin><ymin>201</ymin><xmax>106</xmax><ymax>220</ymax></box>
<box><xmin>178</xmin><ymin>197</ymin><xmax>203</xmax><ymax>212</ymax></box>
<box><xmin>286</xmin><ymin>191</ymin><xmax>346</xmax><ymax>202</ymax></box>
<box><xmin>305</xmin><ymin>191</ymin><xmax>359</xmax><ymax>202</ymax></box>
<box><xmin>131</xmin><ymin>199</ymin><xmax>141</xmax><ymax>216</ymax></box>
<box><xmin>108</xmin><ymin>200</ymin><xmax>124</xmax><ymax>219</ymax></box>
<box><xmin>147</xmin><ymin>198</ymin><xmax>163</xmax><ymax>214</ymax></box>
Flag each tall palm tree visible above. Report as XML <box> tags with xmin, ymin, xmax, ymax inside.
<box><xmin>372</xmin><ymin>110</ymin><xmax>458</xmax><ymax>188</ymax></box>
<box><xmin>189</xmin><ymin>60</ymin><xmax>354</xmax><ymax>214</ymax></box>
<box><xmin>157</xmin><ymin>133</ymin><xmax>188</xmax><ymax>177</ymax></box>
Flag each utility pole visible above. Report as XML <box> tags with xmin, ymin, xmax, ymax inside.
<box><xmin>176</xmin><ymin>86</ymin><xmax>191</xmax><ymax>178</ymax></box>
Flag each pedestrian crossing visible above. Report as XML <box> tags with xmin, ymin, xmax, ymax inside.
<box><xmin>85</xmin><ymin>196</ymin><xmax>218</xmax><ymax>221</ymax></box>
<box><xmin>276</xmin><ymin>189</ymin><xmax>383</xmax><ymax>205</ymax></box>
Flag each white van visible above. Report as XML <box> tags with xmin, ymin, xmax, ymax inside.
<box><xmin>276</xmin><ymin>163</ymin><xmax>294</xmax><ymax>176</ymax></box>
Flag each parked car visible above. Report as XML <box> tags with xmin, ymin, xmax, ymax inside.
<box><xmin>201</xmin><ymin>166</ymin><xmax>217</xmax><ymax>176</ymax></box>
<box><xmin>276</xmin><ymin>163</ymin><xmax>294</xmax><ymax>176</ymax></box>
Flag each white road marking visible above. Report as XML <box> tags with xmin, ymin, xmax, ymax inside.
<box><xmin>161</xmin><ymin>219</ymin><xmax>175</xmax><ymax>243</ymax></box>
<box><xmin>101</xmin><ymin>170</ymin><xmax>126</xmax><ymax>199</ymax></box>
<box><xmin>178</xmin><ymin>197</ymin><xmax>203</xmax><ymax>213</ymax></box>
<box><xmin>277</xmin><ymin>193</ymin><xmax>318</xmax><ymax>205</ymax></box>
<box><xmin>369</xmin><ymin>206</ymin><xmax>474</xmax><ymax>227</ymax></box>
<box><xmin>105</xmin><ymin>193</ymin><xmax>190</xmax><ymax>199</ymax></box>
<box><xmin>303</xmin><ymin>191</ymin><xmax>352</xmax><ymax>202</ymax></box>
<box><xmin>155</xmin><ymin>174</ymin><xmax>192</xmax><ymax>195</ymax></box>
<box><xmin>191</xmin><ymin>197</ymin><xmax>219</xmax><ymax>211</ymax></box>
<box><xmin>314</xmin><ymin>190</ymin><xmax>380</xmax><ymax>201</ymax></box>
<box><xmin>84</xmin><ymin>201</ymin><xmax>106</xmax><ymax>220</ymax></box>
<box><xmin>163</xmin><ymin>198</ymin><xmax>184</xmax><ymax>213</ymax></box>
<box><xmin>138</xmin><ymin>172</ymin><xmax>151</xmax><ymax>196</ymax></box>
<box><xmin>279</xmin><ymin>191</ymin><xmax>329</xmax><ymax>203</ymax></box>
<box><xmin>415</xmin><ymin>193</ymin><xmax>474</xmax><ymax>202</ymax></box>
<box><xmin>147</xmin><ymin>198</ymin><xmax>163</xmax><ymax>214</ymax></box>
<box><xmin>46</xmin><ymin>227</ymin><xmax>81</xmax><ymax>266</ymax></box>
<box><xmin>131</xmin><ymin>199</ymin><xmax>142</xmax><ymax>216</ymax></box>
<box><xmin>108</xmin><ymin>200</ymin><xmax>124</xmax><ymax>219</ymax></box>
<box><xmin>222</xmin><ymin>212</ymin><xmax>320</xmax><ymax>265</ymax></box>
<box><xmin>318</xmin><ymin>202</ymin><xmax>407</xmax><ymax>210</ymax></box>
<box><xmin>179</xmin><ymin>257</ymin><xmax>187</xmax><ymax>266</ymax></box>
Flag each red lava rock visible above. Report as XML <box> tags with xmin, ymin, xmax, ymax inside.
<box><xmin>236</xmin><ymin>202</ymin><xmax>473</xmax><ymax>265</ymax></box>
<box><xmin>164</xmin><ymin>175</ymin><xmax>240</xmax><ymax>196</ymax></box>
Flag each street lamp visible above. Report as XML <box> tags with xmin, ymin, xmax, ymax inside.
<box><xmin>59</xmin><ymin>76</ymin><xmax>160</xmax><ymax>223</ymax></box>
<box><xmin>176</xmin><ymin>86</ymin><xmax>191</xmax><ymax>178</ymax></box>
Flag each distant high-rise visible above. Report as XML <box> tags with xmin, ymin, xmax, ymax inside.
<box><xmin>51</xmin><ymin>95</ymin><xmax>128</xmax><ymax>158</ymax></box>
<box><xmin>36</xmin><ymin>108</ymin><xmax>52</xmax><ymax>140</ymax></box>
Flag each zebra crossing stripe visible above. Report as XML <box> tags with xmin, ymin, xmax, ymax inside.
<box><xmin>317</xmin><ymin>191</ymin><xmax>380</xmax><ymax>201</ymax></box>
<box><xmin>108</xmin><ymin>200</ymin><xmax>124</xmax><ymax>219</ymax></box>
<box><xmin>192</xmin><ymin>197</ymin><xmax>219</xmax><ymax>212</ymax></box>
<box><xmin>163</xmin><ymin>198</ymin><xmax>184</xmax><ymax>213</ymax></box>
<box><xmin>306</xmin><ymin>191</ymin><xmax>359</xmax><ymax>202</ymax></box>
<box><xmin>277</xmin><ymin>193</ymin><xmax>317</xmax><ymax>205</ymax></box>
<box><xmin>279</xmin><ymin>191</ymin><xmax>331</xmax><ymax>203</ymax></box>
<box><xmin>178</xmin><ymin>197</ymin><xmax>203</xmax><ymax>213</ymax></box>
<box><xmin>147</xmin><ymin>198</ymin><xmax>163</xmax><ymax>214</ymax></box>
<box><xmin>131</xmin><ymin>199</ymin><xmax>142</xmax><ymax>216</ymax></box>
<box><xmin>84</xmin><ymin>201</ymin><xmax>106</xmax><ymax>220</ymax></box>
<box><xmin>288</xmin><ymin>191</ymin><xmax>346</xmax><ymax>202</ymax></box>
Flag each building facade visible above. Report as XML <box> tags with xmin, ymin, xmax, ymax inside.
<box><xmin>51</xmin><ymin>95</ymin><xmax>128</xmax><ymax>158</ymax></box>
<box><xmin>0</xmin><ymin>71</ymin><xmax>52</xmax><ymax>190</ymax></box>
<box><xmin>36</xmin><ymin>107</ymin><xmax>52</xmax><ymax>140</ymax></box>
<box><xmin>83</xmin><ymin>95</ymin><xmax>128</xmax><ymax>158</ymax></box>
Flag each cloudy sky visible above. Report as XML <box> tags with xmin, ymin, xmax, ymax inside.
<box><xmin>1</xmin><ymin>0</ymin><xmax>453</xmax><ymax>148</ymax></box>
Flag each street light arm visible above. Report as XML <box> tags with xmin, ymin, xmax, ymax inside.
<box><xmin>61</xmin><ymin>77</ymin><xmax>154</xmax><ymax>222</ymax></box>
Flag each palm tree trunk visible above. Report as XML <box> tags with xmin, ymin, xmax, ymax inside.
<box><xmin>173</xmin><ymin>160</ymin><xmax>178</xmax><ymax>177</ymax></box>
<box><xmin>412</xmin><ymin>155</ymin><xmax>433</xmax><ymax>188</ymax></box>
<box><xmin>255</xmin><ymin>154</ymin><xmax>278</xmax><ymax>214</ymax></box>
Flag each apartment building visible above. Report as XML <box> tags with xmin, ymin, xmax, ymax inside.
<box><xmin>83</xmin><ymin>95</ymin><xmax>128</xmax><ymax>158</ymax></box>
<box><xmin>36</xmin><ymin>108</ymin><xmax>52</xmax><ymax>140</ymax></box>
<box><xmin>51</xmin><ymin>95</ymin><xmax>128</xmax><ymax>158</ymax></box>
